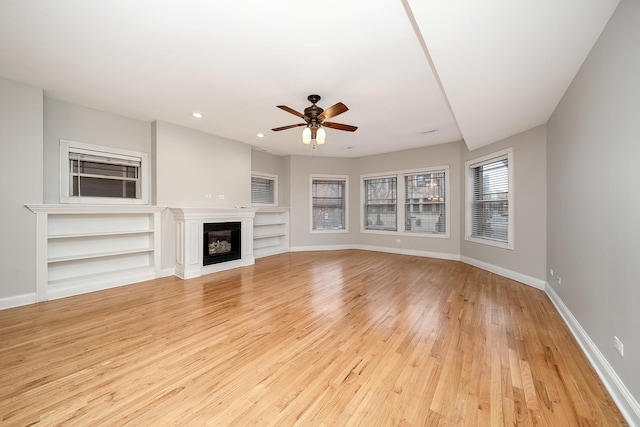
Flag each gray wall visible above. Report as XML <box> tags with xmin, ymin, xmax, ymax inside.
<box><xmin>355</xmin><ymin>141</ymin><xmax>462</xmax><ymax>257</ymax></box>
<box><xmin>154</xmin><ymin>120</ymin><xmax>251</xmax><ymax>208</ymax></box>
<box><xmin>547</xmin><ymin>0</ymin><xmax>639</xmax><ymax>401</ymax></box>
<box><xmin>289</xmin><ymin>155</ymin><xmax>357</xmax><ymax>248</ymax></box>
<box><xmin>0</xmin><ymin>78</ymin><xmax>43</xmax><ymax>299</ymax></box>
<box><xmin>43</xmin><ymin>98</ymin><xmax>152</xmax><ymax>204</ymax></box>
<box><xmin>251</xmin><ymin>149</ymin><xmax>290</xmax><ymax>207</ymax></box>
<box><xmin>460</xmin><ymin>125</ymin><xmax>547</xmax><ymax>282</ymax></box>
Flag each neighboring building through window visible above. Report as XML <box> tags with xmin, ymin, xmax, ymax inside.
<box><xmin>251</xmin><ymin>172</ymin><xmax>278</xmax><ymax>206</ymax></box>
<box><xmin>60</xmin><ymin>140</ymin><xmax>149</xmax><ymax>204</ymax></box>
<box><xmin>363</xmin><ymin>176</ymin><xmax>397</xmax><ymax>231</ymax></box>
<box><xmin>362</xmin><ymin>166</ymin><xmax>449</xmax><ymax>237</ymax></box>
<box><xmin>465</xmin><ymin>148</ymin><xmax>514</xmax><ymax>249</ymax></box>
<box><xmin>311</xmin><ymin>175</ymin><xmax>348</xmax><ymax>232</ymax></box>
<box><xmin>404</xmin><ymin>171</ymin><xmax>446</xmax><ymax>234</ymax></box>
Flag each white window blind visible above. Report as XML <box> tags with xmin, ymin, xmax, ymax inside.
<box><xmin>470</xmin><ymin>156</ymin><xmax>509</xmax><ymax>243</ymax></box>
<box><xmin>251</xmin><ymin>175</ymin><xmax>276</xmax><ymax>205</ymax></box>
<box><xmin>312</xmin><ymin>178</ymin><xmax>347</xmax><ymax>231</ymax></box>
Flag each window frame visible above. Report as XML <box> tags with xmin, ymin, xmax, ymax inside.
<box><xmin>60</xmin><ymin>139</ymin><xmax>149</xmax><ymax>205</ymax></box>
<box><xmin>251</xmin><ymin>171</ymin><xmax>278</xmax><ymax>207</ymax></box>
<box><xmin>309</xmin><ymin>174</ymin><xmax>349</xmax><ymax>234</ymax></box>
<box><xmin>465</xmin><ymin>147</ymin><xmax>514</xmax><ymax>250</ymax></box>
<box><xmin>360</xmin><ymin>166</ymin><xmax>450</xmax><ymax>238</ymax></box>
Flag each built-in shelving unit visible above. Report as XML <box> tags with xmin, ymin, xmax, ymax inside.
<box><xmin>253</xmin><ymin>207</ymin><xmax>289</xmax><ymax>258</ymax></box>
<box><xmin>26</xmin><ymin>205</ymin><xmax>165</xmax><ymax>301</ymax></box>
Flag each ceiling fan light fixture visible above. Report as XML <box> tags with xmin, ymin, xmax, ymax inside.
<box><xmin>316</xmin><ymin>127</ymin><xmax>326</xmax><ymax>145</ymax></box>
<box><xmin>302</xmin><ymin>127</ymin><xmax>312</xmax><ymax>145</ymax></box>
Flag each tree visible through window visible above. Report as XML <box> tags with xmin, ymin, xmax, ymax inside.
<box><xmin>363</xmin><ymin>177</ymin><xmax>397</xmax><ymax>231</ymax></box>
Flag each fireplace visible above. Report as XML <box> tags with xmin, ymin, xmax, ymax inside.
<box><xmin>203</xmin><ymin>222</ymin><xmax>241</xmax><ymax>266</ymax></box>
<box><xmin>171</xmin><ymin>207</ymin><xmax>256</xmax><ymax>279</ymax></box>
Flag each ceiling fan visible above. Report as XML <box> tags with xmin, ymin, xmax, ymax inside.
<box><xmin>272</xmin><ymin>94</ymin><xmax>357</xmax><ymax>145</ymax></box>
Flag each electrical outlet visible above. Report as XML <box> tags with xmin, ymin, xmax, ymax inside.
<box><xmin>205</xmin><ymin>194</ymin><xmax>212</xmax><ymax>199</ymax></box>
<box><xmin>218</xmin><ymin>195</ymin><xmax>225</xmax><ymax>200</ymax></box>
<box><xmin>614</xmin><ymin>336</ymin><xmax>624</xmax><ymax>356</ymax></box>
<box><xmin>395</xmin><ymin>239</ymin><xmax>401</xmax><ymax>243</ymax></box>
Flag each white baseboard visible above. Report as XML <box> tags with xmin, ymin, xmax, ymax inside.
<box><xmin>290</xmin><ymin>244</ymin><xmax>354</xmax><ymax>252</ymax></box>
<box><xmin>545</xmin><ymin>283</ymin><xmax>640</xmax><ymax>427</ymax></box>
<box><xmin>460</xmin><ymin>256</ymin><xmax>546</xmax><ymax>290</ymax></box>
<box><xmin>0</xmin><ymin>292</ymin><xmax>37</xmax><ymax>310</ymax></box>
<box><xmin>290</xmin><ymin>244</ymin><xmax>459</xmax><ymax>261</ymax></box>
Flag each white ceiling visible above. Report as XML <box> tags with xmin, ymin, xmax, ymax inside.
<box><xmin>0</xmin><ymin>0</ymin><xmax>619</xmax><ymax>157</ymax></box>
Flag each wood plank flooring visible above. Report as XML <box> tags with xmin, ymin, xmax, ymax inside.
<box><xmin>0</xmin><ymin>250</ymin><xmax>626</xmax><ymax>426</ymax></box>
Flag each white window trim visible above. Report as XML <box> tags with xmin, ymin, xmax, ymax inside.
<box><xmin>360</xmin><ymin>166</ymin><xmax>450</xmax><ymax>239</ymax></box>
<box><xmin>251</xmin><ymin>171</ymin><xmax>278</xmax><ymax>207</ymax></box>
<box><xmin>60</xmin><ymin>139</ymin><xmax>149</xmax><ymax>205</ymax></box>
<box><xmin>310</xmin><ymin>174</ymin><xmax>349</xmax><ymax>234</ymax></box>
<box><xmin>464</xmin><ymin>147</ymin><xmax>514</xmax><ymax>250</ymax></box>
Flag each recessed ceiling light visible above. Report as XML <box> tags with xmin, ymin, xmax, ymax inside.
<box><xmin>192</xmin><ymin>112</ymin><xmax>203</xmax><ymax>118</ymax></box>
<box><xmin>257</xmin><ymin>133</ymin><xmax>265</xmax><ymax>138</ymax></box>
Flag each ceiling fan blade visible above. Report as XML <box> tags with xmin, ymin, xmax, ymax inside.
<box><xmin>277</xmin><ymin>105</ymin><xmax>310</xmax><ymax>121</ymax></box>
<box><xmin>323</xmin><ymin>122</ymin><xmax>358</xmax><ymax>132</ymax></box>
<box><xmin>318</xmin><ymin>102</ymin><xmax>348</xmax><ymax>121</ymax></box>
<box><xmin>272</xmin><ymin>123</ymin><xmax>307</xmax><ymax>132</ymax></box>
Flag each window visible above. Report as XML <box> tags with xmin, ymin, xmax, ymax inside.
<box><xmin>404</xmin><ymin>171</ymin><xmax>446</xmax><ymax>234</ymax></box>
<box><xmin>60</xmin><ymin>140</ymin><xmax>149</xmax><ymax>204</ymax></box>
<box><xmin>311</xmin><ymin>176</ymin><xmax>348</xmax><ymax>232</ymax></box>
<box><xmin>465</xmin><ymin>148</ymin><xmax>514</xmax><ymax>249</ymax></box>
<box><xmin>363</xmin><ymin>176</ymin><xmax>397</xmax><ymax>231</ymax></box>
<box><xmin>251</xmin><ymin>172</ymin><xmax>278</xmax><ymax>206</ymax></box>
<box><xmin>362</xmin><ymin>166</ymin><xmax>449</xmax><ymax>237</ymax></box>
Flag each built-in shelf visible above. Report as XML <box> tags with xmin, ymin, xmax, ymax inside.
<box><xmin>48</xmin><ymin>248</ymin><xmax>154</xmax><ymax>264</ymax></box>
<box><xmin>253</xmin><ymin>207</ymin><xmax>289</xmax><ymax>258</ymax></box>
<box><xmin>26</xmin><ymin>204</ymin><xmax>165</xmax><ymax>302</ymax></box>
<box><xmin>48</xmin><ymin>230</ymin><xmax>153</xmax><ymax>239</ymax></box>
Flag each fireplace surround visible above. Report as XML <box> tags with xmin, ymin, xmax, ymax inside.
<box><xmin>171</xmin><ymin>208</ymin><xmax>257</xmax><ymax>279</ymax></box>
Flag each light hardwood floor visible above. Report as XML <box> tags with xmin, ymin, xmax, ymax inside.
<box><xmin>0</xmin><ymin>250</ymin><xmax>626</xmax><ymax>426</ymax></box>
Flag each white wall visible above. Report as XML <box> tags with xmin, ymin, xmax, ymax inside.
<box><xmin>460</xmin><ymin>125</ymin><xmax>547</xmax><ymax>286</ymax></box>
<box><xmin>547</xmin><ymin>0</ymin><xmax>639</xmax><ymax>417</ymax></box>
<box><xmin>43</xmin><ymin>98</ymin><xmax>152</xmax><ymax>204</ymax></box>
<box><xmin>0</xmin><ymin>78</ymin><xmax>43</xmax><ymax>302</ymax></box>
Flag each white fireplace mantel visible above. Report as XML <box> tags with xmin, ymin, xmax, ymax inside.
<box><xmin>170</xmin><ymin>207</ymin><xmax>258</xmax><ymax>279</ymax></box>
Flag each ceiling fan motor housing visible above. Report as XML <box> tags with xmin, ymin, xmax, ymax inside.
<box><xmin>304</xmin><ymin>94</ymin><xmax>323</xmax><ymax>125</ymax></box>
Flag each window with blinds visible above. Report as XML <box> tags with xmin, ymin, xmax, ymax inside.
<box><xmin>60</xmin><ymin>140</ymin><xmax>149</xmax><ymax>204</ymax></box>
<box><xmin>466</xmin><ymin>148</ymin><xmax>513</xmax><ymax>249</ymax></box>
<box><xmin>311</xmin><ymin>176</ymin><xmax>348</xmax><ymax>231</ymax></box>
<box><xmin>251</xmin><ymin>173</ymin><xmax>277</xmax><ymax>206</ymax></box>
<box><xmin>70</xmin><ymin>153</ymin><xmax>141</xmax><ymax>198</ymax></box>
<box><xmin>363</xmin><ymin>176</ymin><xmax>397</xmax><ymax>231</ymax></box>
